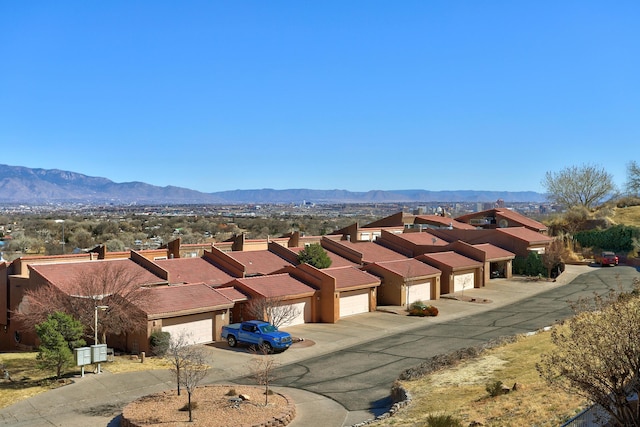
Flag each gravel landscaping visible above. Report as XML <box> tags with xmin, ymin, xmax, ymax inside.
<box><xmin>121</xmin><ymin>385</ymin><xmax>295</xmax><ymax>427</ymax></box>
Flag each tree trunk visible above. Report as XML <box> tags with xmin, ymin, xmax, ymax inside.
<box><xmin>177</xmin><ymin>367</ymin><xmax>181</xmax><ymax>396</ymax></box>
<box><xmin>264</xmin><ymin>382</ymin><xmax>268</xmax><ymax>406</ymax></box>
<box><xmin>188</xmin><ymin>392</ymin><xmax>193</xmax><ymax>422</ymax></box>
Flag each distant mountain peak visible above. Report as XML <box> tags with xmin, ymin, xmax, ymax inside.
<box><xmin>0</xmin><ymin>164</ymin><xmax>545</xmax><ymax>205</ymax></box>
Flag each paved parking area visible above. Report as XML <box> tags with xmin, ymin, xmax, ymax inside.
<box><xmin>1</xmin><ymin>264</ymin><xmax>638</xmax><ymax>426</ymax></box>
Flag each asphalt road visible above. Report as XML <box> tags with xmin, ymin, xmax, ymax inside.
<box><xmin>241</xmin><ymin>265</ymin><xmax>640</xmax><ymax>417</ymax></box>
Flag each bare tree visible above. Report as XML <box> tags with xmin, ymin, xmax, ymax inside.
<box><xmin>542</xmin><ymin>164</ymin><xmax>616</xmax><ymax>209</ymax></box>
<box><xmin>166</xmin><ymin>330</ymin><xmax>194</xmax><ymax>396</ymax></box>
<box><xmin>541</xmin><ymin>238</ymin><xmax>564</xmax><ymax>279</ymax></box>
<box><xmin>246</xmin><ymin>296</ymin><xmax>301</xmax><ymax>328</ymax></box>
<box><xmin>250</xmin><ymin>345</ymin><xmax>279</xmax><ymax>406</ymax></box>
<box><xmin>14</xmin><ymin>262</ymin><xmax>153</xmax><ymax>344</ymax></box>
<box><xmin>537</xmin><ymin>283</ymin><xmax>640</xmax><ymax>427</ymax></box>
<box><xmin>625</xmin><ymin>160</ymin><xmax>640</xmax><ymax>197</ymax></box>
<box><xmin>179</xmin><ymin>345</ymin><xmax>209</xmax><ymax>422</ymax></box>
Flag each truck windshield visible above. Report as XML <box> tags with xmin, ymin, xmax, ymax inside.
<box><xmin>259</xmin><ymin>324</ymin><xmax>277</xmax><ymax>333</ymax></box>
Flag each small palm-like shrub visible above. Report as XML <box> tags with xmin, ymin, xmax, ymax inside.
<box><xmin>486</xmin><ymin>380</ymin><xmax>506</xmax><ymax>397</ymax></box>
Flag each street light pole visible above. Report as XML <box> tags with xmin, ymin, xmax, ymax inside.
<box><xmin>54</xmin><ymin>219</ymin><xmax>65</xmax><ymax>254</ymax></box>
<box><xmin>94</xmin><ymin>304</ymin><xmax>108</xmax><ymax>373</ymax></box>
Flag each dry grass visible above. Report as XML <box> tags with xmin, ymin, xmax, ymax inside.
<box><xmin>0</xmin><ymin>352</ymin><xmax>171</xmax><ymax>409</ymax></box>
<box><xmin>103</xmin><ymin>354</ymin><xmax>171</xmax><ymax>374</ymax></box>
<box><xmin>0</xmin><ymin>352</ymin><xmax>71</xmax><ymax>409</ymax></box>
<box><xmin>377</xmin><ymin>331</ymin><xmax>588</xmax><ymax>427</ymax></box>
<box><xmin>610</xmin><ymin>206</ymin><xmax>640</xmax><ymax>227</ymax></box>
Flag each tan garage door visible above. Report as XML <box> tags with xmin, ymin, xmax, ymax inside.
<box><xmin>339</xmin><ymin>290</ymin><xmax>370</xmax><ymax>318</ymax></box>
<box><xmin>407</xmin><ymin>281</ymin><xmax>431</xmax><ymax>306</ymax></box>
<box><xmin>277</xmin><ymin>298</ymin><xmax>312</xmax><ymax>327</ymax></box>
<box><xmin>162</xmin><ymin>317</ymin><xmax>213</xmax><ymax>344</ymax></box>
<box><xmin>453</xmin><ymin>272</ymin><xmax>474</xmax><ymax>293</ymax></box>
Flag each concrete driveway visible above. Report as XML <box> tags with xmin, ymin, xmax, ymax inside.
<box><xmin>0</xmin><ymin>264</ymin><xmax>637</xmax><ymax>426</ymax></box>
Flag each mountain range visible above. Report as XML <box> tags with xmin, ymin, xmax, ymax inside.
<box><xmin>0</xmin><ymin>164</ymin><xmax>546</xmax><ymax>205</ymax></box>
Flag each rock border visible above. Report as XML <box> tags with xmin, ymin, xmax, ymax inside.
<box><xmin>347</xmin><ymin>334</ymin><xmax>524</xmax><ymax>426</ymax></box>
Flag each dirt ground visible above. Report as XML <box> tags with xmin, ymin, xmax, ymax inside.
<box><xmin>121</xmin><ymin>385</ymin><xmax>293</xmax><ymax>427</ymax></box>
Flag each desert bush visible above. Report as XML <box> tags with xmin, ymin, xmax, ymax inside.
<box><xmin>225</xmin><ymin>388</ymin><xmax>237</xmax><ymax>396</ymax></box>
<box><xmin>408</xmin><ymin>302</ymin><xmax>439</xmax><ymax>317</ymax></box>
<box><xmin>616</xmin><ymin>196</ymin><xmax>640</xmax><ymax>208</ymax></box>
<box><xmin>149</xmin><ymin>331</ymin><xmax>171</xmax><ymax>356</ymax></box>
<box><xmin>425</xmin><ymin>306</ymin><xmax>439</xmax><ymax>316</ymax></box>
<box><xmin>422</xmin><ymin>413</ymin><xmax>463</xmax><ymax>427</ymax></box>
<box><xmin>486</xmin><ymin>380</ymin><xmax>506</xmax><ymax>397</ymax></box>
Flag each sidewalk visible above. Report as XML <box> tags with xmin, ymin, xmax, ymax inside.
<box><xmin>0</xmin><ymin>265</ymin><xmax>591</xmax><ymax>427</ymax></box>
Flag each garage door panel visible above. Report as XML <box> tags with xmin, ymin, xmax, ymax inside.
<box><xmin>276</xmin><ymin>299</ymin><xmax>312</xmax><ymax>327</ymax></box>
<box><xmin>162</xmin><ymin>318</ymin><xmax>213</xmax><ymax>344</ymax></box>
<box><xmin>339</xmin><ymin>290</ymin><xmax>370</xmax><ymax>318</ymax></box>
<box><xmin>453</xmin><ymin>272</ymin><xmax>474</xmax><ymax>293</ymax></box>
<box><xmin>407</xmin><ymin>282</ymin><xmax>431</xmax><ymax>305</ymax></box>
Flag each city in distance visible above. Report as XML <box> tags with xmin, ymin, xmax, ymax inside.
<box><xmin>0</xmin><ymin>164</ymin><xmax>546</xmax><ymax>206</ymax></box>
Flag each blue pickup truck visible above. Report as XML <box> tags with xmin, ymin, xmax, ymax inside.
<box><xmin>221</xmin><ymin>320</ymin><xmax>293</xmax><ymax>353</ymax></box>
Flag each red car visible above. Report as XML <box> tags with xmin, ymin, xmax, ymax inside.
<box><xmin>595</xmin><ymin>251</ymin><xmax>619</xmax><ymax>267</ymax></box>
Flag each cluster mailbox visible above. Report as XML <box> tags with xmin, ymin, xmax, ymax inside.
<box><xmin>74</xmin><ymin>344</ymin><xmax>108</xmax><ymax>376</ymax></box>
<box><xmin>91</xmin><ymin>344</ymin><xmax>108</xmax><ymax>363</ymax></box>
<box><xmin>74</xmin><ymin>347</ymin><xmax>92</xmax><ymax>366</ymax></box>
<box><xmin>74</xmin><ymin>344</ymin><xmax>108</xmax><ymax>365</ymax></box>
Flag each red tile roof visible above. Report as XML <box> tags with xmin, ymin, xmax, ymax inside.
<box><xmin>396</xmin><ymin>231</ymin><xmax>451</xmax><ymax>246</ymax></box>
<box><xmin>288</xmin><ymin>246</ymin><xmax>359</xmax><ymax>268</ymax></box>
<box><xmin>143</xmin><ymin>283</ymin><xmax>234</xmax><ymax>317</ymax></box>
<box><xmin>155</xmin><ymin>257</ymin><xmax>233</xmax><ymax>286</ymax></box>
<box><xmin>331</xmin><ymin>241</ymin><xmax>408</xmax><ymax>263</ymax></box>
<box><xmin>493</xmin><ymin>209</ymin><xmax>547</xmax><ymax>231</ymax></box>
<box><xmin>232</xmin><ymin>273</ymin><xmax>316</xmax><ymax>298</ymax></box>
<box><xmin>225</xmin><ymin>250</ymin><xmax>295</xmax><ymax>276</ymax></box>
<box><xmin>29</xmin><ymin>259</ymin><xmax>166</xmax><ymax>294</ymax></box>
<box><xmin>419</xmin><ymin>251</ymin><xmax>483</xmax><ymax>269</ymax></box>
<box><xmin>471</xmin><ymin>243</ymin><xmax>515</xmax><ymax>260</ymax></box>
<box><xmin>322</xmin><ymin>266</ymin><xmax>381</xmax><ymax>290</ymax></box>
<box><xmin>414</xmin><ymin>215</ymin><xmax>477</xmax><ymax>230</ymax></box>
<box><xmin>215</xmin><ymin>287</ymin><xmax>248</xmax><ymax>302</ymax></box>
<box><xmin>368</xmin><ymin>258</ymin><xmax>441</xmax><ymax>278</ymax></box>
<box><xmin>455</xmin><ymin>208</ymin><xmax>547</xmax><ymax>232</ymax></box>
<box><xmin>495</xmin><ymin>227</ymin><xmax>553</xmax><ymax>244</ymax></box>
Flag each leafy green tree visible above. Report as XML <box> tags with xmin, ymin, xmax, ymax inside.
<box><xmin>105</xmin><ymin>238</ymin><xmax>125</xmax><ymax>252</ymax></box>
<box><xmin>297</xmin><ymin>243</ymin><xmax>332</xmax><ymax>269</ymax></box>
<box><xmin>542</xmin><ymin>164</ymin><xmax>615</xmax><ymax>209</ymax></box>
<box><xmin>69</xmin><ymin>229</ymin><xmax>94</xmax><ymax>249</ymax></box>
<box><xmin>35</xmin><ymin>312</ymin><xmax>85</xmax><ymax>378</ymax></box>
<box><xmin>513</xmin><ymin>252</ymin><xmax>545</xmax><ymax>277</ymax></box>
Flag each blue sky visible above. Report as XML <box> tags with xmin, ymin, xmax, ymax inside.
<box><xmin>1</xmin><ymin>2</ymin><xmax>638</xmax><ymax>193</ymax></box>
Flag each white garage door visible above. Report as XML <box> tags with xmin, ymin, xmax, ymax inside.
<box><xmin>275</xmin><ymin>299</ymin><xmax>312</xmax><ymax>327</ymax></box>
<box><xmin>453</xmin><ymin>272</ymin><xmax>475</xmax><ymax>293</ymax></box>
<box><xmin>339</xmin><ymin>290</ymin><xmax>370</xmax><ymax>318</ymax></box>
<box><xmin>407</xmin><ymin>282</ymin><xmax>431</xmax><ymax>306</ymax></box>
<box><xmin>162</xmin><ymin>318</ymin><xmax>213</xmax><ymax>344</ymax></box>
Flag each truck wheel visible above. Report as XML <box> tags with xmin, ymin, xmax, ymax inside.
<box><xmin>227</xmin><ymin>335</ymin><xmax>237</xmax><ymax>347</ymax></box>
<box><xmin>261</xmin><ymin>342</ymin><xmax>273</xmax><ymax>353</ymax></box>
